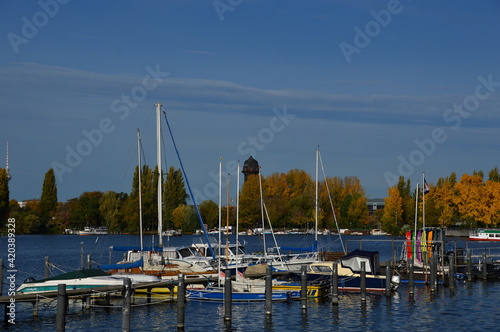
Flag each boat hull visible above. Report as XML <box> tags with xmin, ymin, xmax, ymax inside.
<box><xmin>186</xmin><ymin>288</ymin><xmax>300</xmax><ymax>302</ymax></box>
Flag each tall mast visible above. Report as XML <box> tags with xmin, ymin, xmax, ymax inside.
<box><xmin>315</xmin><ymin>147</ymin><xmax>319</xmax><ymax>243</ymax></box>
<box><xmin>137</xmin><ymin>129</ymin><xmax>143</xmax><ymax>251</ymax></box>
<box><xmin>155</xmin><ymin>103</ymin><xmax>163</xmax><ymax>247</ymax></box>
<box><xmin>226</xmin><ymin>173</ymin><xmax>230</xmax><ymax>263</ymax></box>
<box><xmin>422</xmin><ymin>172</ymin><xmax>426</xmax><ymax>230</ymax></box>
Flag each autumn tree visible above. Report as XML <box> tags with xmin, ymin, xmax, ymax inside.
<box><xmin>286</xmin><ymin>169</ymin><xmax>314</xmax><ymax>229</ymax></box>
<box><xmin>453</xmin><ymin>173</ymin><xmax>483</xmax><ymax>227</ymax></box>
<box><xmin>238</xmin><ymin>174</ymin><xmax>262</xmax><ymax>229</ymax></box>
<box><xmin>432</xmin><ymin>173</ymin><xmax>459</xmax><ymax>227</ymax></box>
<box><xmin>381</xmin><ymin>186</ymin><xmax>403</xmax><ymax>235</ymax></box>
<box><xmin>262</xmin><ymin>172</ymin><xmax>290</xmax><ymax>229</ymax></box>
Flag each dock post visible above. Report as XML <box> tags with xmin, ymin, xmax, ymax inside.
<box><xmin>360</xmin><ymin>261</ymin><xmax>366</xmax><ymax>301</ymax></box>
<box><xmin>122</xmin><ymin>278</ymin><xmax>131</xmax><ymax>332</ymax></box>
<box><xmin>0</xmin><ymin>259</ymin><xmax>3</xmax><ymax>296</ymax></box>
<box><xmin>430</xmin><ymin>256</ymin><xmax>436</xmax><ymax>292</ymax></box>
<box><xmin>466</xmin><ymin>250</ymin><xmax>472</xmax><ymax>281</ymax></box>
<box><xmin>448</xmin><ymin>253</ymin><xmax>455</xmax><ymax>290</ymax></box>
<box><xmin>385</xmin><ymin>260</ymin><xmax>392</xmax><ymax>297</ymax></box>
<box><xmin>86</xmin><ymin>254</ymin><xmax>92</xmax><ymax>269</ymax></box>
<box><xmin>331</xmin><ymin>263</ymin><xmax>339</xmax><ymax>305</ymax></box>
<box><xmin>224</xmin><ymin>269</ymin><xmax>232</xmax><ymax>323</ymax></box>
<box><xmin>56</xmin><ymin>284</ymin><xmax>67</xmax><ymax>332</ymax></box>
<box><xmin>300</xmin><ymin>265</ymin><xmax>307</xmax><ymax>312</ymax></box>
<box><xmin>45</xmin><ymin>256</ymin><xmax>50</xmax><ymax>278</ymax></box>
<box><xmin>265</xmin><ymin>266</ymin><xmax>272</xmax><ymax>317</ymax></box>
<box><xmin>177</xmin><ymin>274</ymin><xmax>186</xmax><ymax>329</ymax></box>
<box><xmin>482</xmin><ymin>252</ymin><xmax>488</xmax><ymax>280</ymax></box>
<box><xmin>409</xmin><ymin>259</ymin><xmax>414</xmax><ymax>295</ymax></box>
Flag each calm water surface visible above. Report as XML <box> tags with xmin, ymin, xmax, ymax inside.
<box><xmin>2</xmin><ymin>234</ymin><xmax>500</xmax><ymax>331</ymax></box>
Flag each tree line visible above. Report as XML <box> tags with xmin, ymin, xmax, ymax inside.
<box><xmin>0</xmin><ymin>166</ymin><xmax>370</xmax><ymax>234</ymax></box>
<box><xmin>2</xmin><ymin>166</ymin><xmax>499</xmax><ymax>235</ymax></box>
<box><xmin>380</xmin><ymin>168</ymin><xmax>500</xmax><ymax>234</ymax></box>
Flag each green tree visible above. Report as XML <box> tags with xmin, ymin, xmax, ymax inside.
<box><xmin>100</xmin><ymin>191</ymin><xmax>127</xmax><ymax>233</ymax></box>
<box><xmin>488</xmin><ymin>167</ymin><xmax>500</xmax><ymax>182</ymax></box>
<box><xmin>0</xmin><ymin>168</ymin><xmax>9</xmax><ymax>224</ymax></box>
<box><xmin>164</xmin><ymin>166</ymin><xmax>188</xmax><ymax>230</ymax></box>
<box><xmin>38</xmin><ymin>168</ymin><xmax>58</xmax><ymax>233</ymax></box>
<box><xmin>72</xmin><ymin>192</ymin><xmax>103</xmax><ymax>229</ymax></box>
<box><xmin>198</xmin><ymin>200</ymin><xmax>218</xmax><ymax>230</ymax></box>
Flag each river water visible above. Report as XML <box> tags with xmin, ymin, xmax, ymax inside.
<box><xmin>2</xmin><ymin>234</ymin><xmax>500</xmax><ymax>331</ymax></box>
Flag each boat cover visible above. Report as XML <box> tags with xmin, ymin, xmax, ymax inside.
<box><xmin>99</xmin><ymin>257</ymin><xmax>143</xmax><ymax>271</ymax></box>
<box><xmin>340</xmin><ymin>249</ymin><xmax>380</xmax><ymax>274</ymax></box>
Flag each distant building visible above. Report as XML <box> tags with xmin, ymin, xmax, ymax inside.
<box><xmin>242</xmin><ymin>156</ymin><xmax>259</xmax><ymax>182</ymax></box>
<box><xmin>367</xmin><ymin>198</ymin><xmax>385</xmax><ymax>215</ymax></box>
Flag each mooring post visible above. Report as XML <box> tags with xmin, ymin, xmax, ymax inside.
<box><xmin>265</xmin><ymin>266</ymin><xmax>272</xmax><ymax>317</ymax></box>
<box><xmin>177</xmin><ymin>274</ymin><xmax>186</xmax><ymax>329</ymax></box>
<box><xmin>122</xmin><ymin>277</ymin><xmax>131</xmax><ymax>332</ymax></box>
<box><xmin>360</xmin><ymin>261</ymin><xmax>366</xmax><ymax>301</ymax></box>
<box><xmin>385</xmin><ymin>260</ymin><xmax>392</xmax><ymax>297</ymax></box>
<box><xmin>430</xmin><ymin>256</ymin><xmax>437</xmax><ymax>292</ymax></box>
<box><xmin>466</xmin><ymin>250</ymin><xmax>472</xmax><ymax>282</ymax></box>
<box><xmin>0</xmin><ymin>259</ymin><xmax>4</xmax><ymax>296</ymax></box>
<box><xmin>448</xmin><ymin>253</ymin><xmax>455</xmax><ymax>290</ymax></box>
<box><xmin>301</xmin><ymin>265</ymin><xmax>307</xmax><ymax>312</ymax></box>
<box><xmin>45</xmin><ymin>256</ymin><xmax>50</xmax><ymax>278</ymax></box>
<box><xmin>86</xmin><ymin>254</ymin><xmax>92</xmax><ymax>270</ymax></box>
<box><xmin>409</xmin><ymin>259</ymin><xmax>414</xmax><ymax>295</ymax></box>
<box><xmin>482</xmin><ymin>252</ymin><xmax>488</xmax><ymax>280</ymax></box>
<box><xmin>331</xmin><ymin>263</ymin><xmax>339</xmax><ymax>305</ymax></box>
<box><xmin>224</xmin><ymin>269</ymin><xmax>232</xmax><ymax>323</ymax></box>
<box><xmin>56</xmin><ymin>284</ymin><xmax>67</xmax><ymax>332</ymax></box>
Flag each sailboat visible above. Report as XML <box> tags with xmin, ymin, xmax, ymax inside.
<box><xmin>101</xmin><ymin>104</ymin><xmax>218</xmax><ymax>281</ymax></box>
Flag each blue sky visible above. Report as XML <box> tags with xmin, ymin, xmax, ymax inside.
<box><xmin>1</xmin><ymin>0</ymin><xmax>499</xmax><ymax>203</ymax></box>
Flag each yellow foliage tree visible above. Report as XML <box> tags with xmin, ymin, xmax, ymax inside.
<box><xmin>381</xmin><ymin>186</ymin><xmax>403</xmax><ymax>234</ymax></box>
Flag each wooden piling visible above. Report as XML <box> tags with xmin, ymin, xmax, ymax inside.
<box><xmin>409</xmin><ymin>259</ymin><xmax>414</xmax><ymax>295</ymax></box>
<box><xmin>0</xmin><ymin>259</ymin><xmax>3</xmax><ymax>296</ymax></box>
<box><xmin>482</xmin><ymin>252</ymin><xmax>488</xmax><ymax>280</ymax></box>
<box><xmin>430</xmin><ymin>256</ymin><xmax>437</xmax><ymax>292</ymax></box>
<box><xmin>224</xmin><ymin>270</ymin><xmax>232</xmax><ymax>323</ymax></box>
<box><xmin>448</xmin><ymin>254</ymin><xmax>455</xmax><ymax>290</ymax></box>
<box><xmin>56</xmin><ymin>284</ymin><xmax>67</xmax><ymax>332</ymax></box>
<box><xmin>122</xmin><ymin>278</ymin><xmax>131</xmax><ymax>332</ymax></box>
<box><xmin>466</xmin><ymin>250</ymin><xmax>472</xmax><ymax>281</ymax></box>
<box><xmin>265</xmin><ymin>266</ymin><xmax>272</xmax><ymax>317</ymax></box>
<box><xmin>360</xmin><ymin>261</ymin><xmax>366</xmax><ymax>301</ymax></box>
<box><xmin>331</xmin><ymin>263</ymin><xmax>339</xmax><ymax>305</ymax></box>
<box><xmin>300</xmin><ymin>265</ymin><xmax>307</xmax><ymax>312</ymax></box>
<box><xmin>385</xmin><ymin>260</ymin><xmax>392</xmax><ymax>297</ymax></box>
<box><xmin>177</xmin><ymin>274</ymin><xmax>186</xmax><ymax>329</ymax></box>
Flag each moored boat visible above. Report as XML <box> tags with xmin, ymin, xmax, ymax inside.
<box><xmin>16</xmin><ymin>269</ymin><xmax>159</xmax><ymax>295</ymax></box>
<box><xmin>469</xmin><ymin>229</ymin><xmax>500</xmax><ymax>241</ymax></box>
